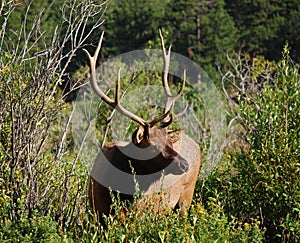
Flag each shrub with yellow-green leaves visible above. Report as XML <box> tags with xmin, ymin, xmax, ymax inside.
<box><xmin>203</xmin><ymin>46</ymin><xmax>300</xmax><ymax>242</ymax></box>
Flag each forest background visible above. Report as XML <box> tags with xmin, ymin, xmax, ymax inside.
<box><xmin>7</xmin><ymin>0</ymin><xmax>300</xmax><ymax>80</ymax></box>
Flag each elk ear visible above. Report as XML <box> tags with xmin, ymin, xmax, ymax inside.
<box><xmin>132</xmin><ymin>126</ymin><xmax>144</xmax><ymax>145</ymax></box>
<box><xmin>132</xmin><ymin>125</ymin><xmax>151</xmax><ymax>146</ymax></box>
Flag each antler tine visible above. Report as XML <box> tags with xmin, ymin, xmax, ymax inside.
<box><xmin>83</xmin><ymin>31</ymin><xmax>115</xmax><ymax>106</ymax></box>
<box><xmin>174</xmin><ymin>103</ymin><xmax>189</xmax><ymax>119</ymax></box>
<box><xmin>173</xmin><ymin>69</ymin><xmax>186</xmax><ymax>102</ymax></box>
<box><xmin>159</xmin><ymin>29</ymin><xmax>172</xmax><ymax>98</ymax></box>
<box><xmin>159</xmin><ymin>29</ymin><xmax>186</xmax><ymax>115</ymax></box>
<box><xmin>115</xmin><ymin>68</ymin><xmax>121</xmax><ymax>104</ymax></box>
<box><xmin>149</xmin><ymin>109</ymin><xmax>171</xmax><ymax>127</ymax></box>
<box><xmin>84</xmin><ymin>32</ymin><xmax>147</xmax><ymax>127</ymax></box>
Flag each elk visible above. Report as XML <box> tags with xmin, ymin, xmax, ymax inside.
<box><xmin>84</xmin><ymin>31</ymin><xmax>201</xmax><ymax>222</ymax></box>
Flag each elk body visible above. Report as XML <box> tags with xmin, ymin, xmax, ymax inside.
<box><xmin>85</xmin><ymin>31</ymin><xmax>201</xmax><ymax>222</ymax></box>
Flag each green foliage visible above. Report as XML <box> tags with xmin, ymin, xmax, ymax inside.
<box><xmin>225</xmin><ymin>0</ymin><xmax>300</xmax><ymax>62</ymax></box>
<box><xmin>197</xmin><ymin>0</ymin><xmax>238</xmax><ymax>67</ymax></box>
<box><xmin>103</xmin><ymin>0</ymin><xmax>239</xmax><ymax>80</ymax></box>
<box><xmin>5</xmin><ymin>0</ymin><xmax>300</xmax><ymax>81</ymax></box>
<box><xmin>6</xmin><ymin>0</ymin><xmax>64</xmax><ymax>51</ymax></box>
<box><xmin>0</xmin><ymin>214</ymin><xmax>63</xmax><ymax>242</ymax></box>
<box><xmin>103</xmin><ymin>0</ymin><xmax>170</xmax><ymax>54</ymax></box>
<box><xmin>203</xmin><ymin>46</ymin><xmax>300</xmax><ymax>242</ymax></box>
<box><xmin>0</xmin><ymin>52</ymin><xmax>69</xmax><ymax>241</ymax></box>
<box><xmin>73</xmin><ymin>194</ymin><xmax>264</xmax><ymax>242</ymax></box>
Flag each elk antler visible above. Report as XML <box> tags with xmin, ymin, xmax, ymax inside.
<box><xmin>84</xmin><ymin>31</ymin><xmax>186</xmax><ymax>129</ymax></box>
<box><xmin>83</xmin><ymin>32</ymin><xmax>147</xmax><ymax>127</ymax></box>
<box><xmin>159</xmin><ymin>29</ymin><xmax>186</xmax><ymax>116</ymax></box>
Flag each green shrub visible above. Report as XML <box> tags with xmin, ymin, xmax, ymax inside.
<box><xmin>0</xmin><ymin>213</ymin><xmax>63</xmax><ymax>242</ymax></box>
<box><xmin>79</xmin><ymin>194</ymin><xmax>264</xmax><ymax>242</ymax></box>
<box><xmin>203</xmin><ymin>46</ymin><xmax>300</xmax><ymax>242</ymax></box>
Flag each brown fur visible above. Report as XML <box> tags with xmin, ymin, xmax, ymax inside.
<box><xmin>89</xmin><ymin>126</ymin><xmax>201</xmax><ymax>223</ymax></box>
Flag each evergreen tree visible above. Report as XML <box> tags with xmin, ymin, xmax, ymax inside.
<box><xmin>167</xmin><ymin>0</ymin><xmax>238</xmax><ymax>78</ymax></box>
<box><xmin>165</xmin><ymin>0</ymin><xmax>203</xmax><ymax>57</ymax></box>
<box><xmin>103</xmin><ymin>0</ymin><xmax>170</xmax><ymax>55</ymax></box>
<box><xmin>198</xmin><ymin>0</ymin><xmax>238</xmax><ymax>71</ymax></box>
<box><xmin>225</xmin><ymin>0</ymin><xmax>300</xmax><ymax>62</ymax></box>
<box><xmin>7</xmin><ymin>0</ymin><xmax>64</xmax><ymax>45</ymax></box>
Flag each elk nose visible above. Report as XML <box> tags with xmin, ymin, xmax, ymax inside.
<box><xmin>179</xmin><ymin>159</ymin><xmax>189</xmax><ymax>172</ymax></box>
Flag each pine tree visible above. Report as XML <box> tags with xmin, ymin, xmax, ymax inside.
<box><xmin>198</xmin><ymin>0</ymin><xmax>238</xmax><ymax>70</ymax></box>
<box><xmin>103</xmin><ymin>0</ymin><xmax>170</xmax><ymax>55</ymax></box>
<box><xmin>225</xmin><ymin>0</ymin><xmax>300</xmax><ymax>62</ymax></box>
<box><xmin>7</xmin><ymin>0</ymin><xmax>63</xmax><ymax>45</ymax></box>
<box><xmin>166</xmin><ymin>0</ymin><xmax>238</xmax><ymax>78</ymax></box>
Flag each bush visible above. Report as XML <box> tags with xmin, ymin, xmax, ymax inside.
<box><xmin>0</xmin><ymin>214</ymin><xmax>63</xmax><ymax>242</ymax></box>
<box><xmin>80</xmin><ymin>194</ymin><xmax>264</xmax><ymax>242</ymax></box>
<box><xmin>203</xmin><ymin>46</ymin><xmax>300</xmax><ymax>242</ymax></box>
<box><xmin>0</xmin><ymin>1</ymin><xmax>104</xmax><ymax>241</ymax></box>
